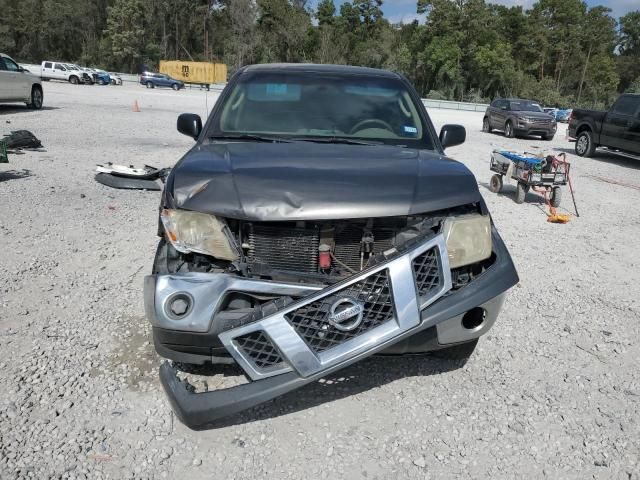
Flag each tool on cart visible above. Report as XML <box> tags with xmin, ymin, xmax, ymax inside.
<box><xmin>489</xmin><ymin>150</ymin><xmax>578</xmax><ymax>221</ymax></box>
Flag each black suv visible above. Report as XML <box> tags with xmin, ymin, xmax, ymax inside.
<box><xmin>144</xmin><ymin>64</ymin><xmax>519</xmax><ymax>429</ymax></box>
<box><xmin>483</xmin><ymin>98</ymin><xmax>557</xmax><ymax>140</ymax></box>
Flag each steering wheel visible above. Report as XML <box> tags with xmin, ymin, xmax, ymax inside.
<box><xmin>349</xmin><ymin>119</ymin><xmax>394</xmax><ymax>135</ymax></box>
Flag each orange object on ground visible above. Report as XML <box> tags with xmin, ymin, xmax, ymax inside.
<box><xmin>133</xmin><ymin>100</ymin><xmax>140</xmax><ymax>112</ymax></box>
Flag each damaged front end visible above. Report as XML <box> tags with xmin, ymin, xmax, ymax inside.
<box><xmin>144</xmin><ymin>206</ymin><xmax>518</xmax><ymax>429</ymax></box>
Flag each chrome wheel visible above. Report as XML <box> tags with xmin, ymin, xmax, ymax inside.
<box><xmin>32</xmin><ymin>88</ymin><xmax>42</xmax><ymax>109</ymax></box>
<box><xmin>576</xmin><ymin>135</ymin><xmax>588</xmax><ymax>155</ymax></box>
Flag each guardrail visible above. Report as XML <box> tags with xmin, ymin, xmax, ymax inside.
<box><xmin>21</xmin><ymin>65</ymin><xmax>489</xmax><ymax>110</ymax></box>
<box><xmin>422</xmin><ymin>99</ymin><xmax>488</xmax><ymax>112</ymax></box>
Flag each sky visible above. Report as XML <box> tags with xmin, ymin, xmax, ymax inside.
<box><xmin>312</xmin><ymin>0</ymin><xmax>639</xmax><ymax>24</ymax></box>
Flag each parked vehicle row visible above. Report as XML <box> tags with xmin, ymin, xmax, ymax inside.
<box><xmin>0</xmin><ymin>53</ymin><xmax>44</xmax><ymax>109</ymax></box>
<box><xmin>20</xmin><ymin>61</ymin><xmax>122</xmax><ymax>86</ymax></box>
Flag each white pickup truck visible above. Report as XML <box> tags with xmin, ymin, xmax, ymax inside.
<box><xmin>34</xmin><ymin>61</ymin><xmax>85</xmax><ymax>84</ymax></box>
<box><xmin>0</xmin><ymin>53</ymin><xmax>43</xmax><ymax>109</ymax></box>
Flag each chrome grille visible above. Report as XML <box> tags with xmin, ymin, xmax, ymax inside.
<box><xmin>286</xmin><ymin>270</ymin><xmax>394</xmax><ymax>353</ymax></box>
<box><xmin>412</xmin><ymin>248</ymin><xmax>442</xmax><ymax>298</ymax></box>
<box><xmin>235</xmin><ymin>331</ymin><xmax>283</xmax><ymax>369</ymax></box>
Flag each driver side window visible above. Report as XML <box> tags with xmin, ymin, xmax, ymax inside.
<box><xmin>3</xmin><ymin>58</ymin><xmax>20</xmax><ymax>72</ymax></box>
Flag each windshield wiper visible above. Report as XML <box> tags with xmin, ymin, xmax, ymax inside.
<box><xmin>209</xmin><ymin>134</ymin><xmax>292</xmax><ymax>143</ymax></box>
<box><xmin>291</xmin><ymin>136</ymin><xmax>384</xmax><ymax>146</ymax></box>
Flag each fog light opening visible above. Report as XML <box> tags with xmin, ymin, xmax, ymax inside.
<box><xmin>166</xmin><ymin>293</ymin><xmax>193</xmax><ymax>320</ymax></box>
<box><xmin>462</xmin><ymin>308</ymin><xmax>485</xmax><ymax>330</ymax></box>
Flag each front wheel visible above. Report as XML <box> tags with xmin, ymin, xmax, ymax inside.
<box><xmin>110</xmin><ymin>79</ymin><xmax>116</xmax><ymax>85</ymax></box>
<box><xmin>575</xmin><ymin>131</ymin><xmax>596</xmax><ymax>157</ymax></box>
<box><xmin>69</xmin><ymin>76</ymin><xmax>79</xmax><ymax>85</ymax></box>
<box><xmin>27</xmin><ymin>86</ymin><xmax>43</xmax><ymax>110</ymax></box>
<box><xmin>504</xmin><ymin>121</ymin><xmax>515</xmax><ymax>138</ymax></box>
<box><xmin>146</xmin><ymin>81</ymin><xmax>154</xmax><ymax>89</ymax></box>
<box><xmin>515</xmin><ymin>182</ymin><xmax>528</xmax><ymax>204</ymax></box>
<box><xmin>489</xmin><ymin>174</ymin><xmax>503</xmax><ymax>193</ymax></box>
<box><xmin>172</xmin><ymin>84</ymin><xmax>179</xmax><ymax>91</ymax></box>
<box><xmin>482</xmin><ymin>117</ymin><xmax>492</xmax><ymax>133</ymax></box>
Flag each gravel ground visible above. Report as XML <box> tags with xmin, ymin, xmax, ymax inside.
<box><xmin>1</xmin><ymin>82</ymin><xmax>639</xmax><ymax>479</ymax></box>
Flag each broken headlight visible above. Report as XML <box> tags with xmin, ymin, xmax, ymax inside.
<box><xmin>160</xmin><ymin>209</ymin><xmax>239</xmax><ymax>261</ymax></box>
<box><xmin>442</xmin><ymin>214</ymin><xmax>492</xmax><ymax>268</ymax></box>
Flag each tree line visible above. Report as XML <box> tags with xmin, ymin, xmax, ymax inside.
<box><xmin>1</xmin><ymin>0</ymin><xmax>639</xmax><ymax>107</ymax></box>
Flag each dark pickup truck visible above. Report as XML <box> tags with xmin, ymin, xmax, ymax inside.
<box><xmin>569</xmin><ymin>93</ymin><xmax>640</xmax><ymax>158</ymax></box>
<box><xmin>144</xmin><ymin>64</ymin><xmax>519</xmax><ymax>429</ymax></box>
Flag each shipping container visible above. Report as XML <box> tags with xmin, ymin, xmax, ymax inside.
<box><xmin>159</xmin><ymin>61</ymin><xmax>227</xmax><ymax>86</ymax></box>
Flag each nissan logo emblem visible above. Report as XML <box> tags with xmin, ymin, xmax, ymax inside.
<box><xmin>327</xmin><ymin>296</ymin><xmax>365</xmax><ymax>332</ymax></box>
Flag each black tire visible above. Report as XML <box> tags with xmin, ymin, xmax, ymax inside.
<box><xmin>99</xmin><ymin>79</ymin><xmax>106</xmax><ymax>85</ymax></box>
<box><xmin>26</xmin><ymin>86</ymin><xmax>43</xmax><ymax>110</ymax></box>
<box><xmin>504</xmin><ymin>121</ymin><xmax>515</xmax><ymax>138</ymax></box>
<box><xmin>482</xmin><ymin>117</ymin><xmax>492</xmax><ymax>133</ymax></box>
<box><xmin>172</xmin><ymin>83</ymin><xmax>179</xmax><ymax>91</ymax></box>
<box><xmin>489</xmin><ymin>174</ymin><xmax>503</xmax><ymax>193</ymax></box>
<box><xmin>69</xmin><ymin>76</ymin><xmax>79</xmax><ymax>85</ymax></box>
<box><xmin>431</xmin><ymin>339</ymin><xmax>478</xmax><ymax>361</ymax></box>
<box><xmin>146</xmin><ymin>81</ymin><xmax>154</xmax><ymax>89</ymax></box>
<box><xmin>550</xmin><ymin>187</ymin><xmax>562</xmax><ymax>208</ymax></box>
<box><xmin>515</xmin><ymin>182</ymin><xmax>528</xmax><ymax>204</ymax></box>
<box><xmin>110</xmin><ymin>79</ymin><xmax>116</xmax><ymax>85</ymax></box>
<box><xmin>542</xmin><ymin>134</ymin><xmax>554</xmax><ymax>141</ymax></box>
<box><xmin>575</xmin><ymin>130</ymin><xmax>596</xmax><ymax>157</ymax></box>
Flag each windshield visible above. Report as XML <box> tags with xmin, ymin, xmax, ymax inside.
<box><xmin>211</xmin><ymin>71</ymin><xmax>433</xmax><ymax>149</ymax></box>
<box><xmin>510</xmin><ymin>101</ymin><xmax>542</xmax><ymax>112</ymax></box>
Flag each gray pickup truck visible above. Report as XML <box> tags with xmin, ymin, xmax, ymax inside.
<box><xmin>145</xmin><ymin>64</ymin><xmax>519</xmax><ymax>429</ymax></box>
<box><xmin>569</xmin><ymin>94</ymin><xmax>640</xmax><ymax>158</ymax></box>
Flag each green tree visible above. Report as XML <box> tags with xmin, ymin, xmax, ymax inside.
<box><xmin>103</xmin><ymin>0</ymin><xmax>149</xmax><ymax>71</ymax></box>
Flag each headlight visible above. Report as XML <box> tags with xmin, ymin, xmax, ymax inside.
<box><xmin>442</xmin><ymin>214</ymin><xmax>492</xmax><ymax>268</ymax></box>
<box><xmin>160</xmin><ymin>209</ymin><xmax>239</xmax><ymax>261</ymax></box>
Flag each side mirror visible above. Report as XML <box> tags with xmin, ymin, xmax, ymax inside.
<box><xmin>439</xmin><ymin>124</ymin><xmax>466</xmax><ymax>149</ymax></box>
<box><xmin>177</xmin><ymin>113</ymin><xmax>202</xmax><ymax>140</ymax></box>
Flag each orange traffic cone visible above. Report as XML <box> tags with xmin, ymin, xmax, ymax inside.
<box><xmin>132</xmin><ymin>100</ymin><xmax>140</xmax><ymax>112</ymax></box>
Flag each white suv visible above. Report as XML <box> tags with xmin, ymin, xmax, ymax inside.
<box><xmin>0</xmin><ymin>53</ymin><xmax>43</xmax><ymax>109</ymax></box>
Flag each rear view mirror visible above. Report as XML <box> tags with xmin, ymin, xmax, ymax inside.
<box><xmin>177</xmin><ymin>113</ymin><xmax>202</xmax><ymax>140</ymax></box>
<box><xmin>439</xmin><ymin>124</ymin><xmax>466</xmax><ymax>149</ymax></box>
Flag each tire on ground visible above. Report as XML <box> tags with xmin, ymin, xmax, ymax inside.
<box><xmin>550</xmin><ymin>186</ymin><xmax>562</xmax><ymax>207</ymax></box>
<box><xmin>575</xmin><ymin>130</ymin><xmax>596</xmax><ymax>157</ymax></box>
<box><xmin>483</xmin><ymin>117</ymin><xmax>492</xmax><ymax>133</ymax></box>
<box><xmin>27</xmin><ymin>86</ymin><xmax>43</xmax><ymax>110</ymax></box>
<box><xmin>489</xmin><ymin>174</ymin><xmax>503</xmax><ymax>193</ymax></box>
<box><xmin>515</xmin><ymin>182</ymin><xmax>527</xmax><ymax>204</ymax></box>
<box><xmin>504</xmin><ymin>121</ymin><xmax>515</xmax><ymax>138</ymax></box>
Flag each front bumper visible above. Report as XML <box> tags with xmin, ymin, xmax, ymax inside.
<box><xmin>514</xmin><ymin>124</ymin><xmax>556</xmax><ymax>137</ymax></box>
<box><xmin>146</xmin><ymin>228</ymin><xmax>518</xmax><ymax>429</ymax></box>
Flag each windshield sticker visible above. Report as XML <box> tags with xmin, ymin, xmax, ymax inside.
<box><xmin>248</xmin><ymin>83</ymin><xmax>301</xmax><ymax>101</ymax></box>
<box><xmin>403</xmin><ymin>126</ymin><xmax>418</xmax><ymax>136</ymax></box>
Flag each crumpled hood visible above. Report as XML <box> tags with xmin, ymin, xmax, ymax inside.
<box><xmin>169</xmin><ymin>142</ymin><xmax>481</xmax><ymax>221</ymax></box>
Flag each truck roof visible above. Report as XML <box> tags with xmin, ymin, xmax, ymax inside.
<box><xmin>241</xmin><ymin>63</ymin><xmax>401</xmax><ymax>78</ymax></box>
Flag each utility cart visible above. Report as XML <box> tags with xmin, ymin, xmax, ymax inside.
<box><xmin>489</xmin><ymin>150</ymin><xmax>570</xmax><ymax>206</ymax></box>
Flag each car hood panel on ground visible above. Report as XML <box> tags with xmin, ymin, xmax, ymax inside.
<box><xmin>169</xmin><ymin>142</ymin><xmax>481</xmax><ymax>221</ymax></box>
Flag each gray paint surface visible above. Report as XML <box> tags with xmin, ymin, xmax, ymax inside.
<box><xmin>170</xmin><ymin>141</ymin><xmax>481</xmax><ymax>221</ymax></box>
